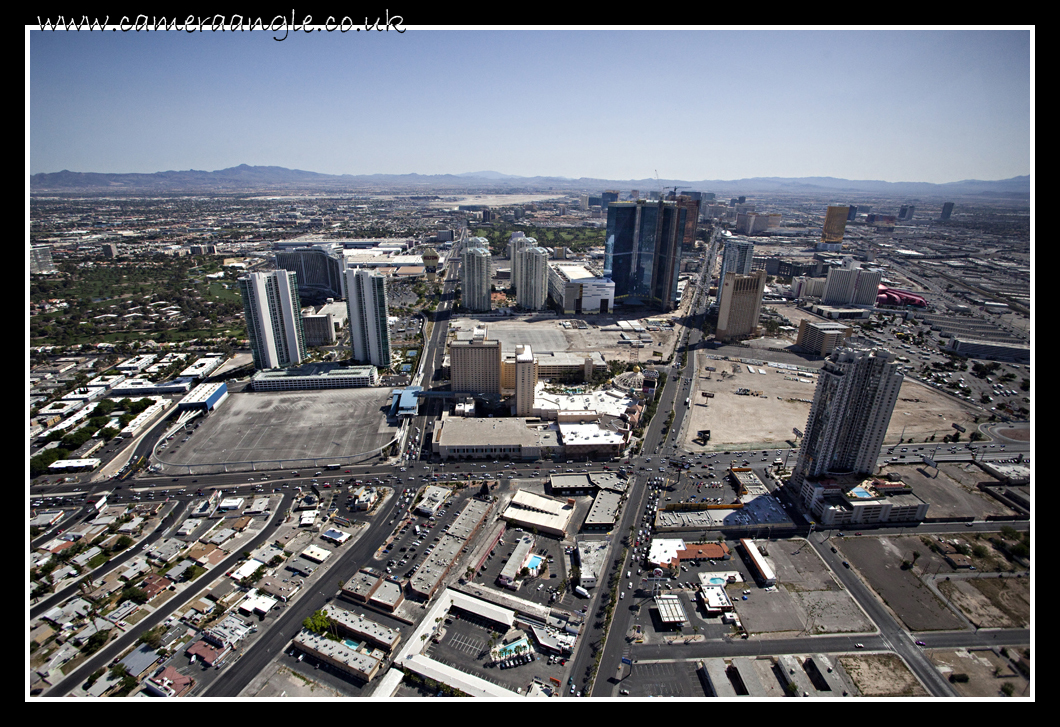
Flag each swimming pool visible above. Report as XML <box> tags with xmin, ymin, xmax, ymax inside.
<box><xmin>850</xmin><ymin>486</ymin><xmax>872</xmax><ymax>498</ymax></box>
<box><xmin>526</xmin><ymin>555</ymin><xmax>543</xmax><ymax>570</ymax></box>
<box><xmin>495</xmin><ymin>637</ymin><xmax>530</xmax><ymax>659</ymax></box>
<box><xmin>343</xmin><ymin>638</ymin><xmax>361</xmax><ymax>650</ymax></box>
<box><xmin>707</xmin><ymin>577</ymin><xmax>726</xmax><ymax>585</ymax></box>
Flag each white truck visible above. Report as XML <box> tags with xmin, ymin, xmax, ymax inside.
<box><xmin>574</xmin><ymin>586</ymin><xmax>590</xmax><ymax>598</ymax></box>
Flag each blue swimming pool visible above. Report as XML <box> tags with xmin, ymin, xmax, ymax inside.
<box><xmin>343</xmin><ymin>638</ymin><xmax>361</xmax><ymax>650</ymax></box>
<box><xmin>707</xmin><ymin>577</ymin><xmax>726</xmax><ymax>585</ymax></box>
<box><xmin>850</xmin><ymin>486</ymin><xmax>872</xmax><ymax>498</ymax></box>
<box><xmin>526</xmin><ymin>555</ymin><xmax>543</xmax><ymax>570</ymax></box>
<box><xmin>496</xmin><ymin>637</ymin><xmax>529</xmax><ymax>658</ymax></box>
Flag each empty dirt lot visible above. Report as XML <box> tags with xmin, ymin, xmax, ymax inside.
<box><xmin>681</xmin><ymin>354</ymin><xmax>976</xmax><ymax>450</ymax></box>
<box><xmin>756</xmin><ymin>539</ymin><xmax>874</xmax><ymax>635</ymax></box>
<box><xmin>838</xmin><ymin>652</ymin><xmax>929</xmax><ymax>697</ymax></box>
<box><xmin>839</xmin><ymin>535</ymin><xmax>966</xmax><ymax>632</ymax></box>
<box><xmin>937</xmin><ymin>575</ymin><xmax>1030</xmax><ymax>629</ymax></box>
<box><xmin>927</xmin><ymin>647</ymin><xmax>1030</xmax><ymax>698</ymax></box>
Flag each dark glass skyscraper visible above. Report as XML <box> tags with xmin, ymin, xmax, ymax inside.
<box><xmin>604</xmin><ymin>198</ymin><xmax>695</xmax><ymax>310</ymax></box>
<box><xmin>274</xmin><ymin>245</ymin><xmax>344</xmax><ymax>301</ymax></box>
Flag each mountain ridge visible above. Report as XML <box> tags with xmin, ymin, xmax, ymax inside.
<box><xmin>30</xmin><ymin>165</ymin><xmax>1031</xmax><ymax>198</ymax></box>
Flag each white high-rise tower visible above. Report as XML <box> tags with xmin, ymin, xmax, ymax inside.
<box><xmin>461</xmin><ymin>246</ymin><xmax>492</xmax><ymax>312</ymax></box>
<box><xmin>238</xmin><ymin>270</ymin><xmax>307</xmax><ymax>370</ymax></box>
<box><xmin>345</xmin><ymin>267</ymin><xmax>392</xmax><ymax>369</ymax></box>
<box><xmin>516</xmin><ymin>246</ymin><xmax>549</xmax><ymax>310</ymax></box>
<box><xmin>793</xmin><ymin>344</ymin><xmax>904</xmax><ymax>489</ymax></box>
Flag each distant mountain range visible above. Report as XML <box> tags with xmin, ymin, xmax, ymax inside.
<box><xmin>30</xmin><ymin>164</ymin><xmax>1030</xmax><ymax>198</ymax></box>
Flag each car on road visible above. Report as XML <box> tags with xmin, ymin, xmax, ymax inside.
<box><xmin>854</xmin><ymin>643</ymin><xmax>864</xmax><ymax>649</ymax></box>
<box><xmin>915</xmin><ymin>640</ymin><xmax>926</xmax><ymax>646</ymax></box>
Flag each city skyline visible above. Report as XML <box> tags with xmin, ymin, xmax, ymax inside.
<box><xmin>29</xmin><ymin>27</ymin><xmax>1032</xmax><ymax>183</ymax></box>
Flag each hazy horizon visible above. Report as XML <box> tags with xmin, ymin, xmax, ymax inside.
<box><xmin>29</xmin><ymin>28</ymin><xmax>1032</xmax><ymax>184</ymax></box>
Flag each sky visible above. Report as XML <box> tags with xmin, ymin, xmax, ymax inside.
<box><xmin>28</xmin><ymin>27</ymin><xmax>1033</xmax><ymax>184</ymax></box>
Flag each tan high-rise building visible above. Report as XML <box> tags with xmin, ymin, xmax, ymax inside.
<box><xmin>514</xmin><ymin>345</ymin><xmax>538</xmax><ymax>416</ymax></box>
<box><xmin>449</xmin><ymin>327</ymin><xmax>501</xmax><ymax>395</ymax></box>
<box><xmin>821</xmin><ymin>205</ymin><xmax>850</xmax><ymax>244</ymax></box>
<box><xmin>715</xmin><ymin>270</ymin><xmax>767</xmax><ymax>341</ymax></box>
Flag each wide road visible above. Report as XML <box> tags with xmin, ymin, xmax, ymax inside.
<box><xmin>585</xmin><ymin>280</ymin><xmax>705</xmax><ymax>697</ymax></box>
<box><xmin>202</xmin><ymin>504</ymin><xmax>398</xmax><ymax>696</ymax></box>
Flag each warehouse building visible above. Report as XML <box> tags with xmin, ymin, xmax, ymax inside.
<box><xmin>945</xmin><ymin>337</ymin><xmax>1030</xmax><ymax>363</ymax></box>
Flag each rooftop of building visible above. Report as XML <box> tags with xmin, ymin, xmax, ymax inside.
<box><xmin>323</xmin><ymin>604</ymin><xmax>400</xmax><ymax>648</ymax></box>
<box><xmin>251</xmin><ymin>362</ymin><xmax>377</xmax><ymax>380</ymax></box>
<box><xmin>434</xmin><ymin>415</ymin><xmax>560</xmax><ymax>448</ymax></box>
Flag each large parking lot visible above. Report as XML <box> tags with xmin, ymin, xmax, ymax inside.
<box><xmin>639</xmin><ymin>454</ymin><xmax>796</xmax><ymax>534</ymax></box>
<box><xmin>379</xmin><ymin>485</ymin><xmax>477</xmax><ymax>581</ymax></box>
<box><xmin>613</xmin><ymin>660</ymin><xmax>712</xmax><ymax>698</ymax></box>
<box><xmin>473</xmin><ymin>523</ymin><xmax>570</xmax><ymax>608</ymax></box>
<box><xmin>160</xmin><ymin>388</ymin><xmax>398</xmax><ymax>472</ymax></box>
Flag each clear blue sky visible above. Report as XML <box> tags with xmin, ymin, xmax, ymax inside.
<box><xmin>28</xmin><ymin>28</ymin><xmax>1032</xmax><ymax>183</ymax></box>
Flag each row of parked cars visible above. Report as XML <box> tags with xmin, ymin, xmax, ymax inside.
<box><xmin>497</xmin><ymin>652</ymin><xmax>537</xmax><ymax>669</ymax></box>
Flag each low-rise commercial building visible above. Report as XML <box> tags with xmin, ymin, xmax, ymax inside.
<box><xmin>738</xmin><ymin>539</ymin><xmax>777</xmax><ymax>587</ymax></box>
<box><xmin>293</xmin><ymin>629</ymin><xmax>382</xmax><ymax>682</ymax></box>
<box><xmin>432</xmin><ymin>413</ymin><xmax>561</xmax><ymax>461</ymax></box>
<box><xmin>497</xmin><ymin>533</ymin><xmax>537</xmax><ymax>589</ymax></box>
<box><xmin>414</xmin><ymin>485</ymin><xmax>451</xmax><ymax>517</ymax></box>
<box><xmin>501</xmin><ymin>490</ymin><xmax>575</xmax><ymax>538</ymax></box>
<box><xmin>698</xmin><ymin>585</ymin><xmax>734</xmax><ymax>614</ymax></box>
<box><xmin>582</xmin><ymin>490</ymin><xmax>622</xmax><ymax>531</ymax></box>
<box><xmin>408</xmin><ymin>498</ymin><xmax>492</xmax><ymax>599</ymax></box>
<box><xmin>575</xmin><ymin>538</ymin><xmax>608</xmax><ymax>589</ymax></box>
<box><xmin>322</xmin><ymin>604</ymin><xmax>402</xmax><ymax>653</ymax></box>
<box><xmin>559</xmin><ymin>422</ymin><xmax>627</xmax><ymax>458</ymax></box>
<box><xmin>177</xmin><ymin>382</ymin><xmax>229</xmax><ymax>412</ymax></box>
